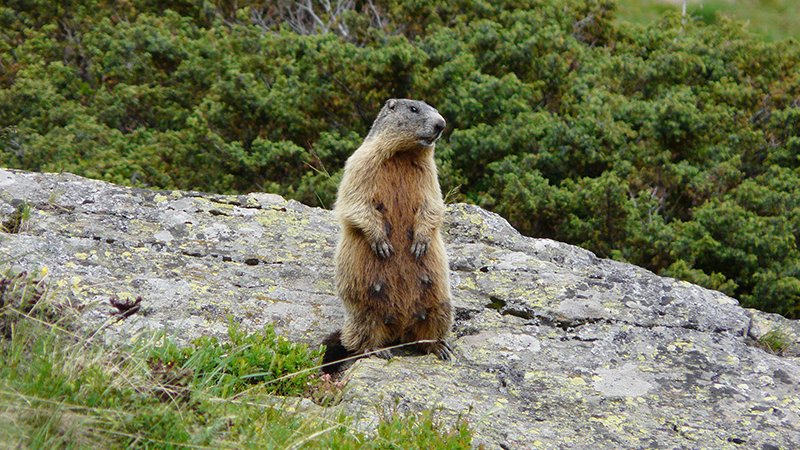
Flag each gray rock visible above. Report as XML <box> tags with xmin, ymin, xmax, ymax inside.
<box><xmin>1</xmin><ymin>168</ymin><xmax>798</xmax><ymax>449</ymax></box>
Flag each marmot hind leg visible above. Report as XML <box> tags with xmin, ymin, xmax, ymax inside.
<box><xmin>341</xmin><ymin>315</ymin><xmax>395</xmax><ymax>359</ymax></box>
<box><xmin>321</xmin><ymin>330</ymin><xmax>352</xmax><ymax>374</ymax></box>
<box><xmin>404</xmin><ymin>301</ymin><xmax>454</xmax><ymax>360</ymax></box>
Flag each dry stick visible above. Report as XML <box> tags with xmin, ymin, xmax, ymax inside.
<box><xmin>286</xmin><ymin>424</ymin><xmax>347</xmax><ymax>450</ymax></box>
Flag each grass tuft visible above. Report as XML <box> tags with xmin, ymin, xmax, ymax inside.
<box><xmin>146</xmin><ymin>319</ymin><xmax>323</xmax><ymax>399</ymax></box>
<box><xmin>1</xmin><ymin>201</ymin><xmax>31</xmax><ymax>234</ymax></box>
<box><xmin>757</xmin><ymin>328</ymin><xmax>792</xmax><ymax>355</ymax></box>
<box><xmin>0</xmin><ymin>267</ymin><xmax>63</xmax><ymax>337</ymax></box>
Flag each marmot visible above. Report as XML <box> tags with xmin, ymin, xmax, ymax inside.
<box><xmin>322</xmin><ymin>98</ymin><xmax>453</xmax><ymax>373</ymax></box>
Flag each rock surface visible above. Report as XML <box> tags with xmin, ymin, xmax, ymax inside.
<box><xmin>1</xmin><ymin>168</ymin><xmax>799</xmax><ymax>449</ymax></box>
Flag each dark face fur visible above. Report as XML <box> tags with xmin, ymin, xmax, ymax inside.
<box><xmin>367</xmin><ymin>99</ymin><xmax>446</xmax><ymax>148</ymax></box>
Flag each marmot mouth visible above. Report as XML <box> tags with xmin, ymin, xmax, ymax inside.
<box><xmin>419</xmin><ymin>131</ymin><xmax>444</xmax><ymax>147</ymax></box>
<box><xmin>419</xmin><ymin>138</ymin><xmax>435</xmax><ymax>146</ymax></box>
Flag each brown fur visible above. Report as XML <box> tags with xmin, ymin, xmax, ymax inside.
<box><xmin>330</xmin><ymin>99</ymin><xmax>452</xmax><ymax>365</ymax></box>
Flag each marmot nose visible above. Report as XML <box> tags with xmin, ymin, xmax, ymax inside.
<box><xmin>433</xmin><ymin>119</ymin><xmax>445</xmax><ymax>135</ymax></box>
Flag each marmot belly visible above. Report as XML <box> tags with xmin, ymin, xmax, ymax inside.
<box><xmin>336</xmin><ymin>155</ymin><xmax>448</xmax><ymax>341</ymax></box>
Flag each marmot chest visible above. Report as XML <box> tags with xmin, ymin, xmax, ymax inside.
<box><xmin>373</xmin><ymin>154</ymin><xmax>428</xmax><ymax>243</ymax></box>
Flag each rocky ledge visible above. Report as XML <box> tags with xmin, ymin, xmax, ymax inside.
<box><xmin>1</xmin><ymin>168</ymin><xmax>798</xmax><ymax>449</ymax></box>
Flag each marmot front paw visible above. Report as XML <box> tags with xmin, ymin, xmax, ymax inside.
<box><xmin>410</xmin><ymin>235</ymin><xmax>430</xmax><ymax>259</ymax></box>
<box><xmin>371</xmin><ymin>239</ymin><xmax>394</xmax><ymax>259</ymax></box>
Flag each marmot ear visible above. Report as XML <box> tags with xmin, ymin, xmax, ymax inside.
<box><xmin>386</xmin><ymin>99</ymin><xmax>397</xmax><ymax>110</ymax></box>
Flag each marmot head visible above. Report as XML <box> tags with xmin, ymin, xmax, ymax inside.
<box><xmin>367</xmin><ymin>99</ymin><xmax>446</xmax><ymax>150</ymax></box>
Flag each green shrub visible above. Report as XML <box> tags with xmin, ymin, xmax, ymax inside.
<box><xmin>2</xmin><ymin>0</ymin><xmax>798</xmax><ymax>317</ymax></box>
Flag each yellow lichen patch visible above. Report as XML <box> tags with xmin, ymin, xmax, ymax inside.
<box><xmin>513</xmin><ymin>287</ymin><xmax>547</xmax><ymax>307</ymax></box>
<box><xmin>190</xmin><ymin>283</ymin><xmax>210</xmax><ymax>295</ymax></box>
<box><xmin>75</xmin><ymin>252</ymin><xmax>90</xmax><ymax>260</ymax></box>
<box><xmin>479</xmin><ymin>371</ymin><xmax>495</xmax><ymax>381</ymax></box>
<box><xmin>279</xmin><ymin>251</ymin><xmax>298</xmax><ymax>261</ymax></box>
<box><xmin>129</xmin><ymin>219</ymin><xmax>158</xmax><ymax>233</ymax></box>
<box><xmin>468</xmin><ymin>213</ymin><xmax>484</xmax><ymax>227</ymax></box>
<box><xmin>114</xmin><ymin>292</ymin><xmax>137</xmax><ymax>302</ymax></box>
<box><xmin>313</xmin><ymin>278</ymin><xmax>335</xmax><ymax>293</ymax></box>
<box><xmin>244</xmin><ymin>196</ymin><xmax>261</xmax><ymax>208</ymax></box>
<box><xmin>153</xmin><ymin>194</ymin><xmax>168</xmax><ymax>203</ymax></box>
<box><xmin>458</xmin><ymin>276</ymin><xmax>478</xmax><ymax>290</ymax></box>
<box><xmin>590</xmin><ymin>413</ymin><xmax>626</xmax><ymax>432</ymax></box>
<box><xmin>263</xmin><ymin>285</ymin><xmax>278</xmax><ymax>294</ymax></box>
<box><xmin>667</xmin><ymin>339</ymin><xmax>694</xmax><ymax>352</ymax></box>
<box><xmin>70</xmin><ymin>276</ymin><xmax>82</xmax><ymax>293</ymax></box>
<box><xmin>297</xmin><ymin>238</ymin><xmax>326</xmax><ymax>250</ymax></box>
<box><xmin>524</xmin><ymin>371</ymin><xmax>545</xmax><ymax>381</ymax></box>
<box><xmin>569</xmin><ymin>376</ymin><xmax>587</xmax><ymax>386</ymax></box>
<box><xmin>200</xmin><ymin>197</ymin><xmax>235</xmax><ymax>214</ymax></box>
<box><xmin>256</xmin><ymin>209</ymin><xmax>303</xmax><ymax>227</ymax></box>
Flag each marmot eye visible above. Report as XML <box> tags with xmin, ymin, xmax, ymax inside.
<box><xmin>409</xmin><ymin>105</ymin><xmax>419</xmax><ymax>113</ymax></box>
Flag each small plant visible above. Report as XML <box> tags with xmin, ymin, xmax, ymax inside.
<box><xmin>1</xmin><ymin>201</ymin><xmax>31</xmax><ymax>234</ymax></box>
<box><xmin>147</xmin><ymin>320</ymin><xmax>324</xmax><ymax>398</ymax></box>
<box><xmin>109</xmin><ymin>295</ymin><xmax>142</xmax><ymax>319</ymax></box>
<box><xmin>374</xmin><ymin>410</ymin><xmax>473</xmax><ymax>449</ymax></box>
<box><xmin>310</xmin><ymin>372</ymin><xmax>348</xmax><ymax>406</ymax></box>
<box><xmin>757</xmin><ymin>329</ymin><xmax>791</xmax><ymax>355</ymax></box>
<box><xmin>0</xmin><ymin>267</ymin><xmax>60</xmax><ymax>337</ymax></box>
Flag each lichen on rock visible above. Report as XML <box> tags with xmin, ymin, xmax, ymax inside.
<box><xmin>1</xmin><ymin>168</ymin><xmax>798</xmax><ymax>449</ymax></box>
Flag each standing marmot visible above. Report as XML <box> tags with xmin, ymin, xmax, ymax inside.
<box><xmin>322</xmin><ymin>98</ymin><xmax>453</xmax><ymax>373</ymax></box>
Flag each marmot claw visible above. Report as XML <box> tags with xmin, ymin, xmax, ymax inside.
<box><xmin>410</xmin><ymin>237</ymin><xmax>429</xmax><ymax>259</ymax></box>
<box><xmin>434</xmin><ymin>341</ymin><xmax>453</xmax><ymax>361</ymax></box>
<box><xmin>371</xmin><ymin>240</ymin><xmax>393</xmax><ymax>259</ymax></box>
